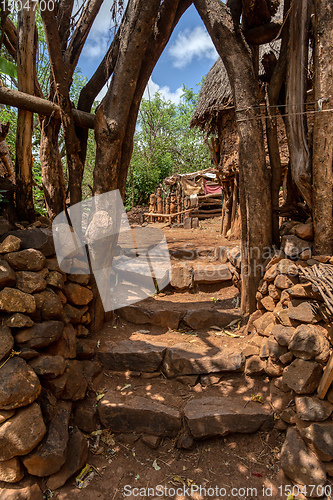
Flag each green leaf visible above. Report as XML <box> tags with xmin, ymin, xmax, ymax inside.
<box><xmin>0</xmin><ymin>57</ymin><xmax>17</xmax><ymax>79</ymax></box>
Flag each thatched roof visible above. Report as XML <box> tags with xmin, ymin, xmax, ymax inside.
<box><xmin>190</xmin><ymin>58</ymin><xmax>232</xmax><ymax>133</ymax></box>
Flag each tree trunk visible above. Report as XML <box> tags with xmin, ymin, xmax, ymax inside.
<box><xmin>285</xmin><ymin>0</ymin><xmax>312</xmax><ymax>208</ymax></box>
<box><xmin>194</xmin><ymin>0</ymin><xmax>272</xmax><ymax>314</ymax></box>
<box><xmin>312</xmin><ymin>0</ymin><xmax>333</xmax><ymax>255</ymax></box>
<box><xmin>15</xmin><ymin>7</ymin><xmax>36</xmax><ymax>221</ymax></box>
<box><xmin>39</xmin><ymin>116</ymin><xmax>66</xmax><ymax>219</ymax></box>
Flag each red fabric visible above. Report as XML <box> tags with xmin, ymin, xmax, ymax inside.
<box><xmin>203</xmin><ymin>179</ymin><xmax>222</xmax><ymax>195</ymax></box>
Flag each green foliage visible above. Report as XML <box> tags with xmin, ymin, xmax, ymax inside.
<box><xmin>0</xmin><ymin>56</ymin><xmax>17</xmax><ymax>78</ymax></box>
<box><xmin>126</xmin><ymin>83</ymin><xmax>211</xmax><ymax>209</ymax></box>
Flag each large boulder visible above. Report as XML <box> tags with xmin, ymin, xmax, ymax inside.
<box><xmin>22</xmin><ymin>401</ymin><xmax>71</xmax><ymax>477</ymax></box>
<box><xmin>14</xmin><ymin>320</ymin><xmax>64</xmax><ymax>349</ymax></box>
<box><xmin>0</xmin><ymin>357</ymin><xmax>41</xmax><ymax>410</ymax></box>
<box><xmin>0</xmin><ymin>403</ymin><xmax>46</xmax><ymax>461</ymax></box>
<box><xmin>280</xmin><ymin>427</ymin><xmax>326</xmax><ymax>496</ymax></box>
<box><xmin>0</xmin><ymin>288</ymin><xmax>36</xmax><ymax>314</ymax></box>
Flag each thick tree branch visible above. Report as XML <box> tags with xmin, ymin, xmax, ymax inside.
<box><xmin>65</xmin><ymin>0</ymin><xmax>104</xmax><ymax>70</ymax></box>
<box><xmin>244</xmin><ymin>20</ymin><xmax>282</xmax><ymax>44</ymax></box>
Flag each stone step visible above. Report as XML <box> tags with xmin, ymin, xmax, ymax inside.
<box><xmin>97</xmin><ymin>337</ymin><xmax>245</xmax><ymax>377</ymax></box>
<box><xmin>117</xmin><ymin>303</ymin><xmax>240</xmax><ymax>330</ymax></box>
<box><xmin>97</xmin><ymin>387</ymin><xmax>273</xmax><ymax>441</ymax></box>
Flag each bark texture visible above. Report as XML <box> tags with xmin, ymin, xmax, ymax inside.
<box><xmin>312</xmin><ymin>0</ymin><xmax>333</xmax><ymax>255</ymax></box>
<box><xmin>15</xmin><ymin>7</ymin><xmax>36</xmax><ymax>221</ymax></box>
<box><xmin>194</xmin><ymin>0</ymin><xmax>272</xmax><ymax>314</ymax></box>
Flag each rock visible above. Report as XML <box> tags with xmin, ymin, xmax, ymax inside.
<box><xmin>269</xmin><ymin>382</ymin><xmax>293</xmax><ymax>412</ymax></box>
<box><xmin>245</xmin><ymin>355</ymin><xmax>265</xmax><ymax>376</ymax></box>
<box><xmin>46</xmin><ymin>323</ymin><xmax>77</xmax><ymax>359</ymax></box>
<box><xmin>4</xmin><ymin>249</ymin><xmax>45</xmax><ymax>271</ymax></box>
<box><xmin>0</xmin><ymin>326</ymin><xmax>14</xmax><ymax>361</ymax></box>
<box><xmin>274</xmin><ymin>304</ymin><xmax>293</xmax><ymax>326</ymax></box>
<box><xmin>28</xmin><ymin>355</ymin><xmax>66</xmax><ymax>379</ymax></box>
<box><xmin>76</xmin><ymin>324</ymin><xmax>90</xmax><ymax>337</ymax></box>
<box><xmin>227</xmin><ymin>247</ymin><xmax>241</xmax><ymax>268</ymax></box>
<box><xmin>34</xmin><ymin>288</ymin><xmax>63</xmax><ymax>320</ymax></box>
<box><xmin>37</xmin><ymin>268</ymin><xmax>49</xmax><ymax>279</ymax></box>
<box><xmin>277</xmin><ymin>259</ymin><xmax>299</xmax><ymax>276</ymax></box>
<box><xmin>273</xmin><ymin>325</ymin><xmax>296</xmax><ymax>348</ymax></box>
<box><xmin>242</xmin><ymin>345</ymin><xmax>259</xmax><ymax>357</ymax></box>
<box><xmin>2</xmin><ymin>228</ymin><xmax>55</xmax><ymax>256</ymax></box>
<box><xmin>99</xmin><ymin>392</ymin><xmax>181</xmax><ymax>437</ymax></box>
<box><xmin>60</xmin><ymin>303</ymin><xmax>86</xmax><ymax>324</ymax></box>
<box><xmin>265</xmin><ymin>358</ymin><xmax>283</xmax><ymax>377</ymax></box>
<box><xmin>244</xmin><ymin>310</ymin><xmax>263</xmax><ymax>335</ymax></box>
<box><xmin>14</xmin><ymin>321</ymin><xmax>64</xmax><ymax>349</ymax></box>
<box><xmin>200</xmin><ymin>374</ymin><xmax>220</xmax><ymax>386</ymax></box>
<box><xmin>0</xmin><ymin>260</ymin><xmax>16</xmax><ymax>289</ymax></box>
<box><xmin>264</xmin><ymin>251</ymin><xmax>285</xmax><ymax>270</ymax></box>
<box><xmin>288</xmin><ymin>324</ymin><xmax>330</xmax><ymax>362</ymax></box>
<box><xmin>0</xmin><ymin>357</ymin><xmax>41</xmax><ymax>410</ymax></box>
<box><xmin>0</xmin><ymin>481</ymin><xmax>43</xmax><ymax>500</ymax></box>
<box><xmin>294</xmin><ymin>223</ymin><xmax>313</xmax><ymax>241</ymax></box>
<box><xmin>63</xmin><ymin>282</ymin><xmax>93</xmax><ymax>306</ymax></box>
<box><xmin>280</xmin><ymin>427</ymin><xmax>326</xmax><ymax>495</ymax></box>
<box><xmin>74</xmin><ymin>400</ymin><xmax>97</xmax><ymax>433</ymax></box>
<box><xmin>97</xmin><ymin>340</ymin><xmax>167</xmax><ymax>372</ymax></box>
<box><xmin>302</xmin><ymin>422</ymin><xmax>333</xmax><ymax>462</ymax></box>
<box><xmin>313</xmin><ymin>255</ymin><xmax>331</xmax><ymax>263</ymax></box>
<box><xmin>0</xmin><ymin>236</ymin><xmax>21</xmax><ymax>254</ymax></box>
<box><xmin>175</xmin><ymin>429</ymin><xmax>195</xmax><ymax>450</ymax></box>
<box><xmin>281</xmin><ymin>235</ymin><xmax>312</xmax><ymax>259</ymax></box>
<box><xmin>46</xmin><ymin>360</ymin><xmax>88</xmax><ymax>401</ymax></box>
<box><xmin>295</xmin><ymin>396</ymin><xmax>333</xmax><ymax>421</ymax></box>
<box><xmin>81</xmin><ymin>360</ymin><xmax>103</xmax><ymax>390</ymax></box>
<box><xmin>76</xmin><ymin>339</ymin><xmax>97</xmax><ymax>359</ymax></box>
<box><xmin>288</xmin><ymin>301</ymin><xmax>322</xmax><ymax>324</ymax></box>
<box><xmin>266</xmin><ymin>338</ymin><xmax>288</xmax><ymax>361</ymax></box>
<box><xmin>280</xmin><ymin>408</ymin><xmax>296</xmax><ymax>424</ymax></box>
<box><xmin>118</xmin><ymin>305</ymin><xmax>182</xmax><ymax>330</ymax></box>
<box><xmin>162</xmin><ymin>343</ymin><xmax>245</xmax><ymax>377</ymax></box>
<box><xmin>259</xmin><ymin>339</ymin><xmax>269</xmax><ymax>358</ymax></box>
<box><xmin>0</xmin><ymin>217</ymin><xmax>13</xmax><ymax>236</ymax></box>
<box><xmin>5</xmin><ymin>313</ymin><xmax>33</xmax><ymax>328</ymax></box>
<box><xmin>282</xmin><ymin>359</ymin><xmax>323</xmax><ymax>394</ymax></box>
<box><xmin>0</xmin><ymin>409</ymin><xmax>15</xmax><ymax>424</ymax></box>
<box><xmin>288</xmin><ymin>283</ymin><xmax>321</xmax><ymax>300</ymax></box>
<box><xmin>263</xmin><ymin>264</ymin><xmax>279</xmax><ymax>282</ymax></box>
<box><xmin>260</xmin><ymin>296</ymin><xmax>276</xmax><ymax>312</ymax></box>
<box><xmin>0</xmin><ymin>458</ymin><xmax>24</xmax><ymax>483</ymax></box>
<box><xmin>300</xmin><ymin>248</ymin><xmax>312</xmax><ymax>260</ymax></box>
<box><xmin>274</xmin><ymin>376</ymin><xmax>291</xmax><ymax>392</ymax></box>
<box><xmin>268</xmin><ymin>284</ymin><xmax>281</xmax><ymax>301</ymax></box>
<box><xmin>22</xmin><ymin>401</ymin><xmax>71</xmax><ymax>477</ymax></box>
<box><xmin>46</xmin><ymin>427</ymin><xmax>88</xmax><ymax>490</ymax></box>
<box><xmin>141</xmin><ymin>434</ymin><xmax>162</xmax><ymax>449</ymax></box>
<box><xmin>279</xmin><ymin>351</ymin><xmax>294</xmax><ymax>364</ymax></box>
<box><xmin>184</xmin><ymin>396</ymin><xmax>273</xmax><ymax>439</ymax></box>
<box><xmin>16</xmin><ymin>271</ymin><xmax>46</xmax><ymax>294</ymax></box>
<box><xmin>0</xmin><ymin>403</ymin><xmax>46</xmax><ymax>460</ymax></box>
<box><xmin>46</xmin><ymin>270</ymin><xmax>65</xmax><ymax>289</ymax></box>
<box><xmin>274</xmin><ymin>274</ymin><xmax>297</xmax><ymax>290</ymax></box>
<box><xmin>193</xmin><ymin>264</ymin><xmax>232</xmax><ymax>284</ymax></box>
<box><xmin>253</xmin><ymin>311</ymin><xmax>275</xmax><ymax>336</ymax></box>
<box><xmin>183</xmin><ymin>309</ymin><xmax>240</xmax><ymax>330</ymax></box>
<box><xmin>170</xmin><ymin>264</ymin><xmax>193</xmax><ymax>290</ymax></box>
<box><xmin>0</xmin><ymin>288</ymin><xmax>35</xmax><ymax>314</ymax></box>
<box><xmin>68</xmin><ymin>274</ymin><xmax>90</xmax><ymax>286</ymax></box>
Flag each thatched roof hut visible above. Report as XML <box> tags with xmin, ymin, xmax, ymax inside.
<box><xmin>190</xmin><ymin>58</ymin><xmax>233</xmax><ymax>134</ymax></box>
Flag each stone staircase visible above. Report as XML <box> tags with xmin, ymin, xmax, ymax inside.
<box><xmin>87</xmin><ymin>294</ymin><xmax>275</xmax><ymax>448</ymax></box>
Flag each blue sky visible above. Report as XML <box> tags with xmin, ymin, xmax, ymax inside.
<box><xmin>78</xmin><ymin>2</ymin><xmax>218</xmax><ymax>104</ymax></box>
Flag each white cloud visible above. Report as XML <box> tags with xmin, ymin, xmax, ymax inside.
<box><xmin>168</xmin><ymin>26</ymin><xmax>218</xmax><ymax>69</ymax></box>
<box><xmin>143</xmin><ymin>78</ymin><xmax>183</xmax><ymax>104</ymax></box>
